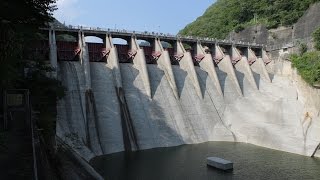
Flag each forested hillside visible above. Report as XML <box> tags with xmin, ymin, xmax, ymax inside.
<box><xmin>179</xmin><ymin>0</ymin><xmax>320</xmax><ymax>39</ymax></box>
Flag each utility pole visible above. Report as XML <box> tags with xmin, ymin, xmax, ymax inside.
<box><xmin>254</xmin><ymin>13</ymin><xmax>257</xmax><ymax>44</ymax></box>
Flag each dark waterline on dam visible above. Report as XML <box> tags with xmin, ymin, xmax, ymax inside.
<box><xmin>90</xmin><ymin>142</ymin><xmax>320</xmax><ymax>180</ymax></box>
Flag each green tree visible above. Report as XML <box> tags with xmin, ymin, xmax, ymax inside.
<box><xmin>291</xmin><ymin>52</ymin><xmax>320</xmax><ymax>85</ymax></box>
<box><xmin>0</xmin><ymin>0</ymin><xmax>57</xmax><ymax>88</ymax></box>
<box><xmin>0</xmin><ymin>0</ymin><xmax>61</xmax><ymax>143</ymax></box>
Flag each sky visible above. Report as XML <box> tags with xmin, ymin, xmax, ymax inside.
<box><xmin>53</xmin><ymin>0</ymin><xmax>215</xmax><ymax>35</ymax></box>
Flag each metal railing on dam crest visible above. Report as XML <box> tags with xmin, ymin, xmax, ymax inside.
<box><xmin>45</xmin><ymin>25</ymin><xmax>266</xmax><ymax>48</ymax></box>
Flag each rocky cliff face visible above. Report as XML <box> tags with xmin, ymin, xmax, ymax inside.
<box><xmin>294</xmin><ymin>2</ymin><xmax>320</xmax><ymax>39</ymax></box>
<box><xmin>229</xmin><ymin>2</ymin><xmax>320</xmax><ymax>48</ymax></box>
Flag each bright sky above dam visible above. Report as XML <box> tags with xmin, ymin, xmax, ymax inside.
<box><xmin>54</xmin><ymin>0</ymin><xmax>215</xmax><ymax>35</ymax></box>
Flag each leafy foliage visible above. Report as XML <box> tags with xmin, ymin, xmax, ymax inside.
<box><xmin>0</xmin><ymin>0</ymin><xmax>56</xmax><ymax>27</ymax></box>
<box><xmin>17</xmin><ymin>59</ymin><xmax>65</xmax><ymax>140</ymax></box>
<box><xmin>291</xmin><ymin>52</ymin><xmax>320</xmax><ymax>85</ymax></box>
<box><xmin>18</xmin><ymin>61</ymin><xmax>65</xmax><ymax>105</ymax></box>
<box><xmin>291</xmin><ymin>28</ymin><xmax>320</xmax><ymax>86</ymax></box>
<box><xmin>299</xmin><ymin>42</ymin><xmax>308</xmax><ymax>55</ymax></box>
<box><xmin>0</xmin><ymin>0</ymin><xmax>61</xmax><ymax>142</ymax></box>
<box><xmin>180</xmin><ymin>0</ymin><xmax>320</xmax><ymax>39</ymax></box>
<box><xmin>313</xmin><ymin>27</ymin><xmax>320</xmax><ymax>50</ymax></box>
<box><xmin>0</xmin><ymin>0</ymin><xmax>57</xmax><ymax>87</ymax></box>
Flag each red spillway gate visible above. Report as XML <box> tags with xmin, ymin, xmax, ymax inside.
<box><xmin>141</xmin><ymin>46</ymin><xmax>157</xmax><ymax>64</ymax></box>
<box><xmin>56</xmin><ymin>41</ymin><xmax>80</xmax><ymax>61</ymax></box>
<box><xmin>56</xmin><ymin>42</ymin><xmax>110</xmax><ymax>62</ymax></box>
<box><xmin>25</xmin><ymin>41</ymin><xmax>206</xmax><ymax>65</ymax></box>
<box><xmin>166</xmin><ymin>48</ymin><xmax>179</xmax><ymax>65</ymax></box>
<box><xmin>116</xmin><ymin>45</ymin><xmax>131</xmax><ymax>63</ymax></box>
<box><xmin>87</xmin><ymin>43</ymin><xmax>109</xmax><ymax>62</ymax></box>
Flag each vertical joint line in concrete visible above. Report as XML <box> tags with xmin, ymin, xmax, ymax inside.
<box><xmin>49</xmin><ymin>29</ymin><xmax>58</xmax><ymax>78</ymax></box>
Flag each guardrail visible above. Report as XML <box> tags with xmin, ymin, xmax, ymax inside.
<box><xmin>266</xmin><ymin>37</ymin><xmax>313</xmax><ymax>51</ymax></box>
<box><xmin>56</xmin><ymin>136</ymin><xmax>104</xmax><ymax>180</ymax></box>
<box><xmin>50</xmin><ymin>25</ymin><xmax>265</xmax><ymax>48</ymax></box>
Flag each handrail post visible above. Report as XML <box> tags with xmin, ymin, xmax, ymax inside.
<box><xmin>311</xmin><ymin>143</ymin><xmax>320</xmax><ymax>157</ymax></box>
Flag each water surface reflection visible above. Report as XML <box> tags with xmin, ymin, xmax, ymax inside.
<box><xmin>90</xmin><ymin>142</ymin><xmax>320</xmax><ymax>180</ymax></box>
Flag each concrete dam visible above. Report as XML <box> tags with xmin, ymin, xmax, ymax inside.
<box><xmin>44</xmin><ymin>27</ymin><xmax>320</xmax><ymax>160</ymax></box>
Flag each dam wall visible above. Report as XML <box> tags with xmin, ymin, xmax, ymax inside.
<box><xmin>56</xmin><ymin>56</ymin><xmax>320</xmax><ymax>159</ymax></box>
<box><xmin>51</xmin><ymin>29</ymin><xmax>319</xmax><ymax>159</ymax></box>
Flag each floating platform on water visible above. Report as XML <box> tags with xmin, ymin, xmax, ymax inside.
<box><xmin>207</xmin><ymin>157</ymin><xmax>233</xmax><ymax>170</ymax></box>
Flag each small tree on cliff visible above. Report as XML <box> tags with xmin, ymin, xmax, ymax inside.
<box><xmin>313</xmin><ymin>27</ymin><xmax>320</xmax><ymax>50</ymax></box>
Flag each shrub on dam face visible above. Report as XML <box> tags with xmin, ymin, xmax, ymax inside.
<box><xmin>291</xmin><ymin>51</ymin><xmax>320</xmax><ymax>85</ymax></box>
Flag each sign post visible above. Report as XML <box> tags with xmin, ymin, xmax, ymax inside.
<box><xmin>3</xmin><ymin>89</ymin><xmax>30</xmax><ymax>130</ymax></box>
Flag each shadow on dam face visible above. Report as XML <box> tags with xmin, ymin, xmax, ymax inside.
<box><xmin>252</xmin><ymin>71</ymin><xmax>261</xmax><ymax>89</ymax></box>
<box><xmin>171</xmin><ymin>65</ymin><xmax>187</xmax><ymax>98</ymax></box>
<box><xmin>116</xmin><ymin>86</ymin><xmax>139</xmax><ymax>152</ymax></box>
<box><xmin>120</xmin><ymin>64</ymin><xmax>186</xmax><ymax>149</ymax></box>
<box><xmin>269</xmin><ymin>73</ymin><xmax>275</xmax><ymax>82</ymax></box>
<box><xmin>58</xmin><ymin>61</ymin><xmax>193</xmax><ymax>155</ymax></box>
<box><xmin>214</xmin><ymin>68</ymin><xmax>227</xmax><ymax>95</ymax></box>
<box><xmin>196</xmin><ymin>68</ymin><xmax>209</xmax><ymax>99</ymax></box>
<box><xmin>58</xmin><ymin>62</ymin><xmax>88</xmax><ymax>144</ymax></box>
<box><xmin>59</xmin><ymin>57</ymin><xmax>241</xmax><ymax>153</ymax></box>
<box><xmin>234</xmin><ymin>68</ymin><xmax>245</xmax><ymax>93</ymax></box>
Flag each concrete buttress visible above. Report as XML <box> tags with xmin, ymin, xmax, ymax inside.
<box><xmin>216</xmin><ymin>46</ymin><xmax>242</xmax><ymax>96</ymax></box>
<box><xmin>250</xmin><ymin>48</ymin><xmax>271</xmax><ymax>83</ymax></box>
<box><xmin>214</xmin><ymin>44</ymin><xmax>225</xmax><ymax>62</ymax></box>
<box><xmin>196</xmin><ymin>42</ymin><xmax>223</xmax><ymax>96</ymax></box>
<box><xmin>175</xmin><ymin>40</ymin><xmax>202</xmax><ymax>98</ymax></box>
<box><xmin>79</xmin><ymin>32</ymin><xmax>105</xmax><ymax>155</ymax></box>
<box><xmin>49</xmin><ymin>29</ymin><xmax>58</xmax><ymax>78</ymax></box>
<box><xmin>130</xmin><ymin>36</ymin><xmax>152</xmax><ymax>98</ymax></box>
<box><xmin>79</xmin><ymin>32</ymin><xmax>91</xmax><ymax>90</ymax></box>
<box><xmin>105</xmin><ymin>34</ymin><xmax>123</xmax><ymax>88</ymax></box>
<box><xmin>234</xmin><ymin>47</ymin><xmax>258</xmax><ymax>90</ymax></box>
<box><xmin>154</xmin><ymin>38</ymin><xmax>179</xmax><ymax>99</ymax></box>
<box><xmin>261</xmin><ymin>50</ymin><xmax>272</xmax><ymax>82</ymax></box>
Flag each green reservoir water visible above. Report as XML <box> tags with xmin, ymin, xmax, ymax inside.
<box><xmin>90</xmin><ymin>142</ymin><xmax>320</xmax><ymax>180</ymax></box>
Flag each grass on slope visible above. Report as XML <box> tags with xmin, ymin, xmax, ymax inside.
<box><xmin>291</xmin><ymin>52</ymin><xmax>320</xmax><ymax>86</ymax></box>
<box><xmin>290</xmin><ymin>27</ymin><xmax>320</xmax><ymax>86</ymax></box>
